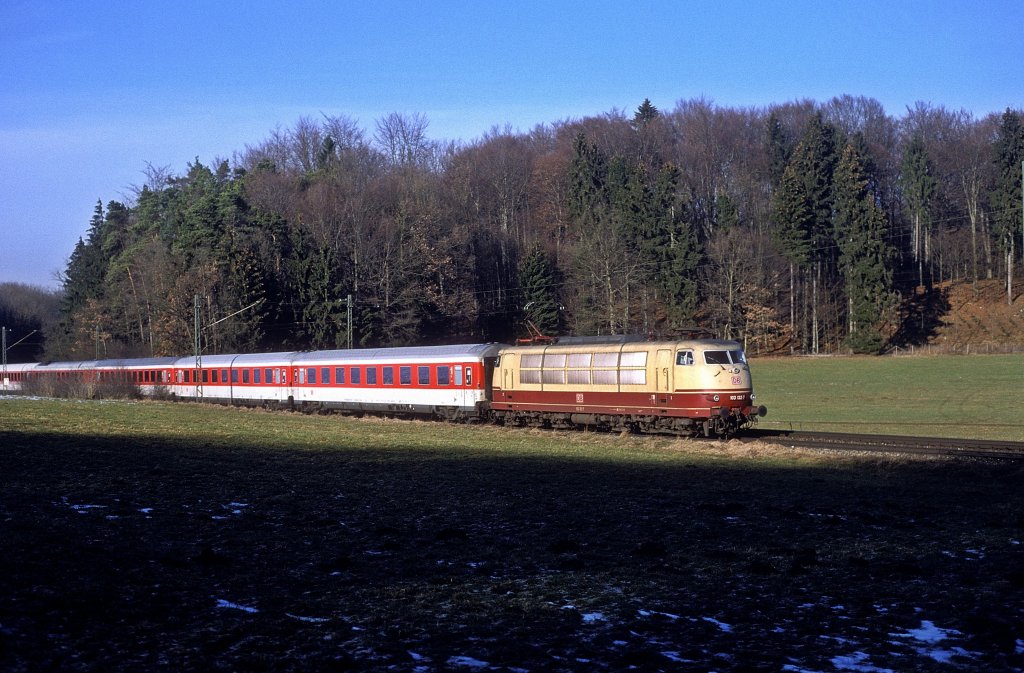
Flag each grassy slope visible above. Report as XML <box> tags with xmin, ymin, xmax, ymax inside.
<box><xmin>751</xmin><ymin>354</ymin><xmax>1024</xmax><ymax>441</ymax></box>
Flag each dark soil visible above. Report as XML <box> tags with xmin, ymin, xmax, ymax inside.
<box><xmin>1</xmin><ymin>424</ymin><xmax>1023</xmax><ymax>672</ymax></box>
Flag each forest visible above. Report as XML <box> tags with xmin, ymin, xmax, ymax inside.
<box><xmin>31</xmin><ymin>96</ymin><xmax>1024</xmax><ymax>360</ymax></box>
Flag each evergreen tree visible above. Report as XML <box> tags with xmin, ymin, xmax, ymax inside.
<box><xmin>990</xmin><ymin>109</ymin><xmax>1024</xmax><ymax>303</ymax></box>
<box><xmin>632</xmin><ymin>98</ymin><xmax>659</xmax><ymax>128</ymax></box>
<box><xmin>834</xmin><ymin>142</ymin><xmax>897</xmax><ymax>353</ymax></box>
<box><xmin>518</xmin><ymin>245</ymin><xmax>561</xmax><ymax>336</ymax></box>
<box><xmin>771</xmin><ymin>160</ymin><xmax>814</xmax><ymax>267</ymax></box>
<box><xmin>765</xmin><ymin>111</ymin><xmax>791</xmax><ymax>188</ymax></box>
<box><xmin>567</xmin><ymin>133</ymin><xmax>608</xmax><ymax>227</ymax></box>
<box><xmin>60</xmin><ymin>201</ymin><xmax>107</xmax><ymax>315</ymax></box>
<box><xmin>653</xmin><ymin>164</ymin><xmax>701</xmax><ymax>325</ymax></box>
<box><xmin>770</xmin><ymin>114</ymin><xmax>841</xmax><ymax>353</ymax></box>
<box><xmin>899</xmin><ymin>134</ymin><xmax>937</xmax><ymax>289</ymax></box>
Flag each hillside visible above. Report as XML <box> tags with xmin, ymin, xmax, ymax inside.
<box><xmin>922</xmin><ymin>278</ymin><xmax>1024</xmax><ymax>353</ymax></box>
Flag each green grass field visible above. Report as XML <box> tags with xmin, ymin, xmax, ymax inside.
<box><xmin>750</xmin><ymin>354</ymin><xmax>1024</xmax><ymax>441</ymax></box>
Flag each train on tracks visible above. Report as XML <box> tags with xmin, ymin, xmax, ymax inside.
<box><xmin>2</xmin><ymin>336</ymin><xmax>766</xmax><ymax>437</ymax></box>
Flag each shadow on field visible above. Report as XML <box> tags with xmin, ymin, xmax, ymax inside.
<box><xmin>2</xmin><ymin>429</ymin><xmax>1023</xmax><ymax>672</ymax></box>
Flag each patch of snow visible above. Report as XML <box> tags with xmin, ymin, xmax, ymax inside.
<box><xmin>890</xmin><ymin>620</ymin><xmax>961</xmax><ymax>645</ymax></box>
<box><xmin>286</xmin><ymin>613</ymin><xmax>330</xmax><ymax>623</ymax></box>
<box><xmin>661</xmin><ymin>651</ymin><xmax>694</xmax><ymax>663</ymax></box>
<box><xmin>215</xmin><ymin>599</ymin><xmax>258</xmax><ymax>613</ymax></box>
<box><xmin>890</xmin><ymin>620</ymin><xmax>978</xmax><ymax>664</ymax></box>
<box><xmin>1016</xmin><ymin>639</ymin><xmax>1023</xmax><ymax>655</ymax></box>
<box><xmin>139</xmin><ymin>507</ymin><xmax>153</xmax><ymax>514</ymax></box>
<box><xmin>581</xmin><ymin>612</ymin><xmax>605</xmax><ymax>624</ymax></box>
<box><xmin>104</xmin><ymin>515</ymin><xmax>120</xmax><ymax>520</ymax></box>
<box><xmin>783</xmin><ymin>665</ymin><xmax>825</xmax><ymax>673</ymax></box>
<box><xmin>923</xmin><ymin>646</ymin><xmax>974</xmax><ymax>664</ymax></box>
<box><xmin>819</xmin><ymin>635</ymin><xmax>855</xmax><ymax>645</ymax></box>
<box><xmin>702</xmin><ymin>616</ymin><xmax>733</xmax><ymax>632</ymax></box>
<box><xmin>1011</xmin><ymin>539</ymin><xmax>1021</xmax><ymax>545</ymax></box>
<box><xmin>637</xmin><ymin>609</ymin><xmax>680</xmax><ymax>620</ymax></box>
<box><xmin>830</xmin><ymin>651</ymin><xmax>894</xmax><ymax>673</ymax></box>
<box><xmin>408</xmin><ymin>650</ymin><xmax>427</xmax><ymax>661</ymax></box>
<box><xmin>68</xmin><ymin>503</ymin><xmax>106</xmax><ymax>512</ymax></box>
<box><xmin>446</xmin><ymin>655</ymin><xmax>489</xmax><ymax>669</ymax></box>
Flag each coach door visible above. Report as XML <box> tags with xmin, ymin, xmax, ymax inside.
<box><xmin>655</xmin><ymin>349</ymin><xmax>672</xmax><ymax>393</ymax></box>
<box><xmin>483</xmin><ymin>357</ymin><xmax>497</xmax><ymax>401</ymax></box>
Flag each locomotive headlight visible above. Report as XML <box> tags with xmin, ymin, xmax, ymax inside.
<box><xmin>750</xmin><ymin>393</ymin><xmax>757</xmax><ymax>400</ymax></box>
<box><xmin>713</xmin><ymin>394</ymin><xmax>720</xmax><ymax>402</ymax></box>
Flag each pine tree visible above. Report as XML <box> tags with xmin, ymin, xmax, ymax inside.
<box><xmin>653</xmin><ymin>164</ymin><xmax>701</xmax><ymax>326</ymax></box>
<box><xmin>567</xmin><ymin>133</ymin><xmax>608</xmax><ymax>227</ymax></box>
<box><xmin>900</xmin><ymin>135</ymin><xmax>937</xmax><ymax>289</ymax></box>
<box><xmin>518</xmin><ymin>245</ymin><xmax>561</xmax><ymax>336</ymax></box>
<box><xmin>770</xmin><ymin>113</ymin><xmax>840</xmax><ymax>353</ymax></box>
<box><xmin>990</xmin><ymin>109</ymin><xmax>1024</xmax><ymax>303</ymax></box>
<box><xmin>632</xmin><ymin>98</ymin><xmax>659</xmax><ymax>128</ymax></box>
<box><xmin>834</xmin><ymin>142</ymin><xmax>896</xmax><ymax>353</ymax></box>
<box><xmin>61</xmin><ymin>201</ymin><xmax>107</xmax><ymax>315</ymax></box>
<box><xmin>765</xmin><ymin>111</ymin><xmax>791</xmax><ymax>188</ymax></box>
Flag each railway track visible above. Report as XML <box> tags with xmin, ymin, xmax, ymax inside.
<box><xmin>744</xmin><ymin>429</ymin><xmax>1024</xmax><ymax>461</ymax></box>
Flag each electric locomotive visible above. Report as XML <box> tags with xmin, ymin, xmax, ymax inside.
<box><xmin>491</xmin><ymin>337</ymin><xmax>766</xmax><ymax>437</ymax></box>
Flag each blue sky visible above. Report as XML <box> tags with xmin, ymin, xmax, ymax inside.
<box><xmin>1</xmin><ymin>0</ymin><xmax>1021</xmax><ymax>290</ymax></box>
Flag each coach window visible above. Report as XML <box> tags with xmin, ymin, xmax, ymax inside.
<box><xmin>253</xmin><ymin>369</ymin><xmax>261</xmax><ymax>384</ymax></box>
<box><xmin>232</xmin><ymin>369</ymin><xmax>240</xmax><ymax>384</ymax></box>
<box><xmin>676</xmin><ymin>351</ymin><xmax>694</xmax><ymax>366</ymax></box>
<box><xmin>335</xmin><ymin>367</ymin><xmax>345</xmax><ymax>385</ymax></box>
<box><xmin>350</xmin><ymin>367</ymin><xmax>361</xmax><ymax>385</ymax></box>
<box><xmin>382</xmin><ymin>367</ymin><xmax>394</xmax><ymax>385</ymax></box>
<box><xmin>220</xmin><ymin>369</ymin><xmax>229</xmax><ymax>383</ymax></box>
<box><xmin>400</xmin><ymin>366</ymin><xmax>412</xmax><ymax>385</ymax></box>
<box><xmin>437</xmin><ymin>365</ymin><xmax>450</xmax><ymax>386</ymax></box>
<box><xmin>307</xmin><ymin>368</ymin><xmax>317</xmax><ymax>385</ymax></box>
<box><xmin>465</xmin><ymin>367</ymin><xmax>472</xmax><ymax>386</ymax></box>
<box><xmin>242</xmin><ymin>369</ymin><xmax>250</xmax><ymax>384</ymax></box>
<box><xmin>202</xmin><ymin>370</ymin><xmax>209</xmax><ymax>384</ymax></box>
<box><xmin>211</xmin><ymin>369</ymin><xmax>219</xmax><ymax>384</ymax></box>
<box><xmin>366</xmin><ymin>367</ymin><xmax>377</xmax><ymax>385</ymax></box>
<box><xmin>321</xmin><ymin>367</ymin><xmax>330</xmax><ymax>385</ymax></box>
<box><xmin>418</xmin><ymin>365</ymin><xmax>430</xmax><ymax>385</ymax></box>
<box><xmin>455</xmin><ymin>365</ymin><xmax>464</xmax><ymax>386</ymax></box>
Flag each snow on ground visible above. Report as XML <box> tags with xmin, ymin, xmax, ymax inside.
<box><xmin>214</xmin><ymin>599</ymin><xmax>258</xmax><ymax>613</ymax></box>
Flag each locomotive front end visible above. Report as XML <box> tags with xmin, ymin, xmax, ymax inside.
<box><xmin>679</xmin><ymin>341</ymin><xmax>767</xmax><ymax>436</ymax></box>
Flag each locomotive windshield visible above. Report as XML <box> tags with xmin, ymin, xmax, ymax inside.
<box><xmin>703</xmin><ymin>349</ymin><xmax>747</xmax><ymax>365</ymax></box>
